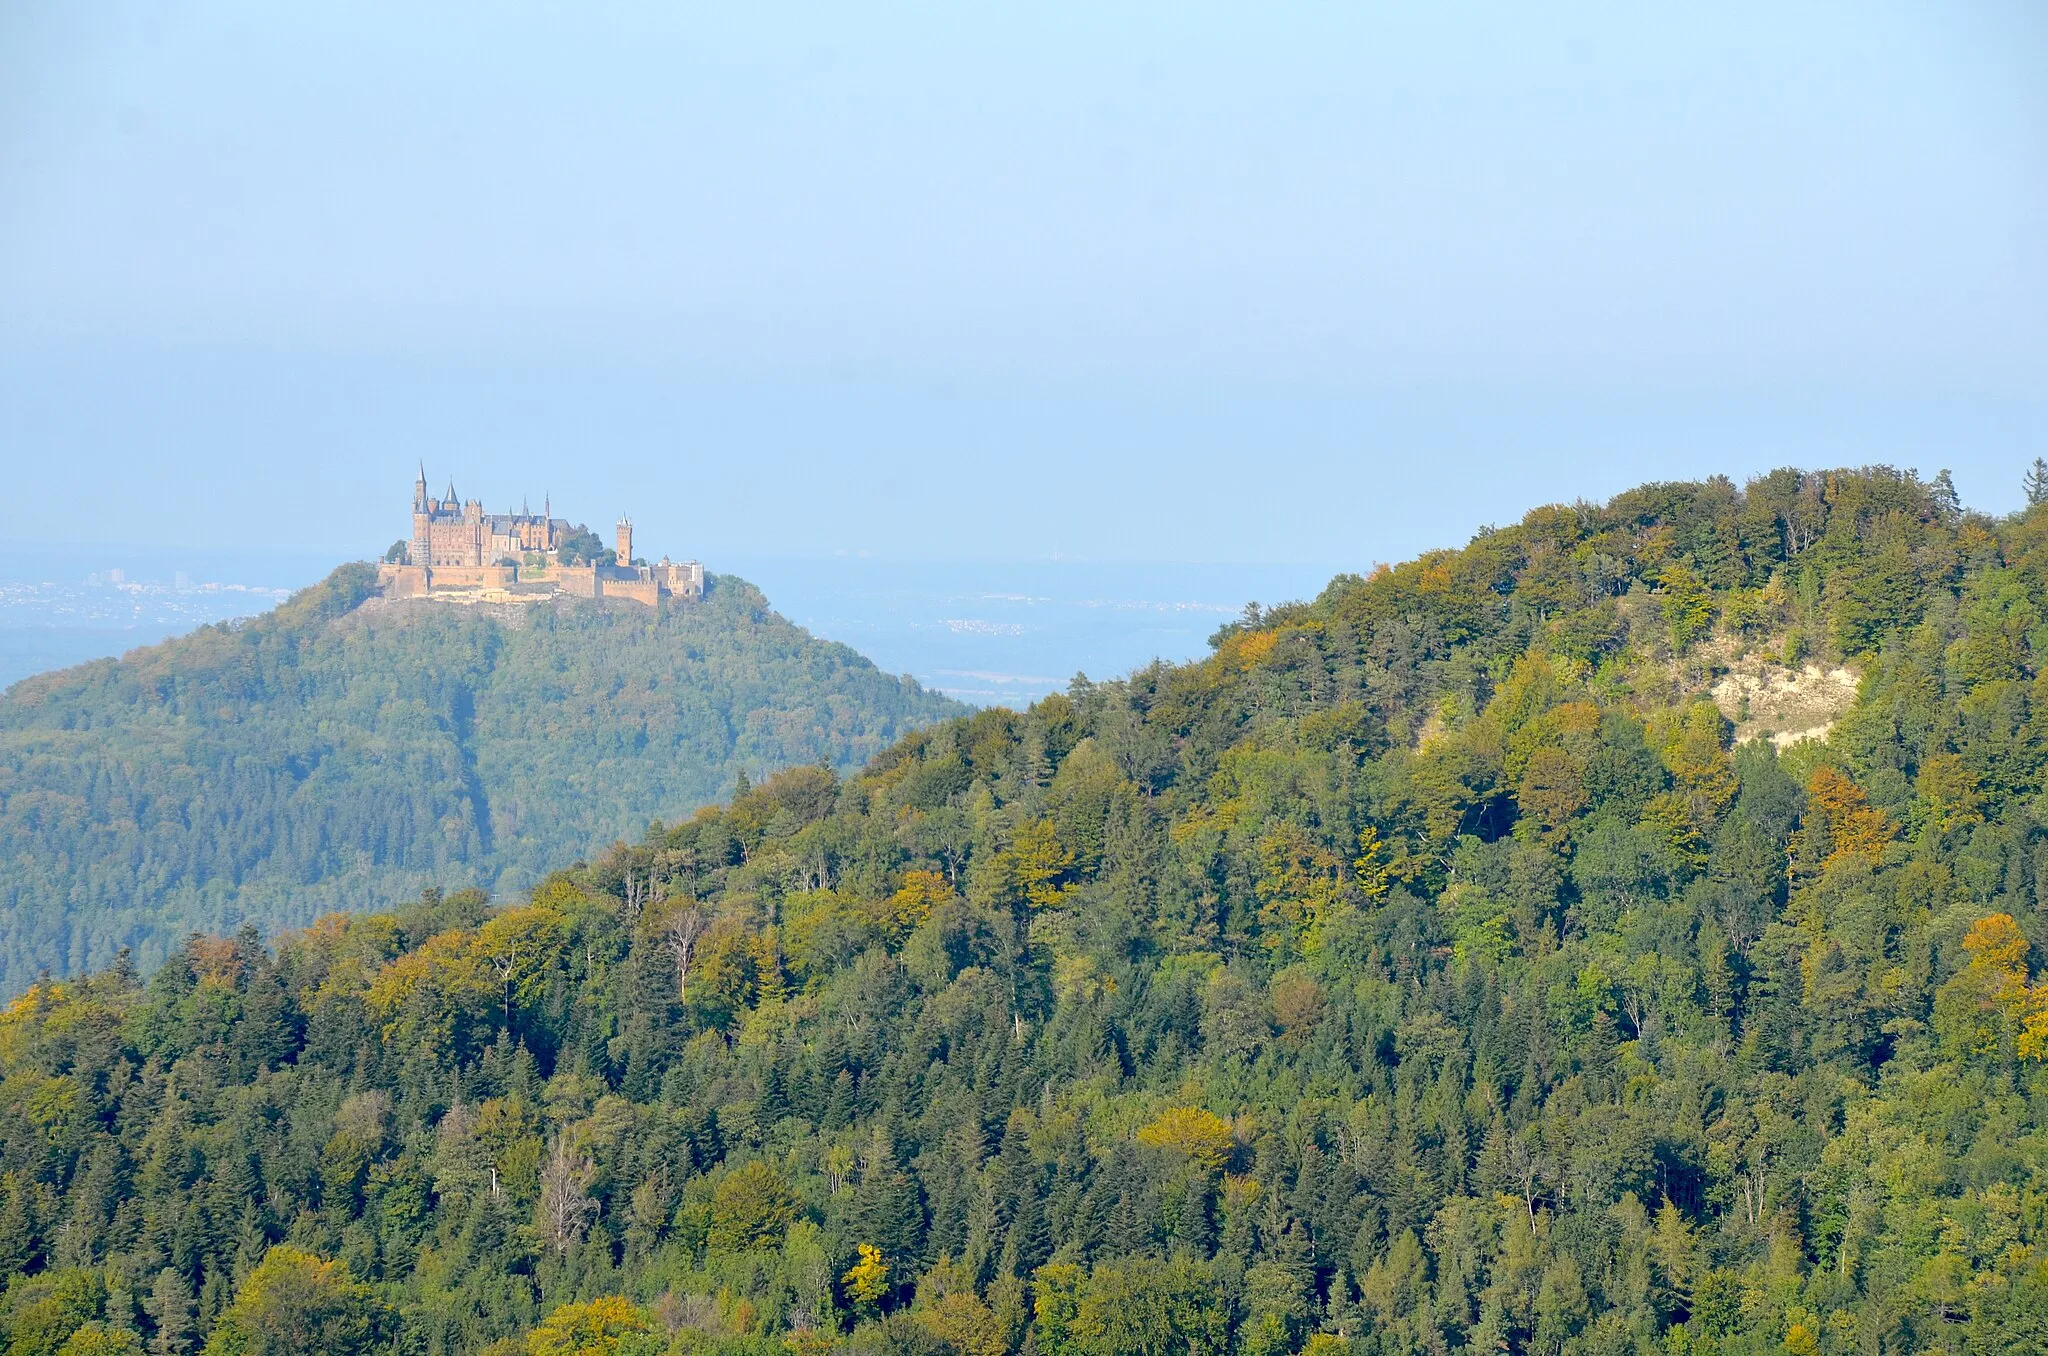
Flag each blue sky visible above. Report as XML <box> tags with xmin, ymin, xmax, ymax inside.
<box><xmin>2</xmin><ymin>1</ymin><xmax>2043</xmax><ymax>568</ymax></box>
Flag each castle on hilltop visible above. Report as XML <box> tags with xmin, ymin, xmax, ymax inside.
<box><xmin>376</xmin><ymin>467</ymin><xmax>703</xmax><ymax>607</ymax></box>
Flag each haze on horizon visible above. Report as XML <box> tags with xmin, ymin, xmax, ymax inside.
<box><xmin>2</xmin><ymin>1</ymin><xmax>2043</xmax><ymax>571</ymax></box>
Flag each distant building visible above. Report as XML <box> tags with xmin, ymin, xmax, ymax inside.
<box><xmin>409</xmin><ymin>472</ymin><xmax>565</xmax><ymax>568</ymax></box>
<box><xmin>377</xmin><ymin>467</ymin><xmax>703</xmax><ymax>607</ymax></box>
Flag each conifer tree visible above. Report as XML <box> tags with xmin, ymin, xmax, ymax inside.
<box><xmin>145</xmin><ymin>1271</ymin><xmax>194</xmax><ymax>1356</ymax></box>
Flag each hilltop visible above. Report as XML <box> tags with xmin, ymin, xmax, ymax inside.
<box><xmin>0</xmin><ymin>467</ymin><xmax>2046</xmax><ymax>1354</ymax></box>
<box><xmin>0</xmin><ymin>566</ymin><xmax>964</xmax><ymax>990</ymax></box>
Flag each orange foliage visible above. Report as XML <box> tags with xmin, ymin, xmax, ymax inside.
<box><xmin>1806</xmin><ymin>766</ymin><xmax>1896</xmax><ymax>867</ymax></box>
<box><xmin>187</xmin><ymin>936</ymin><xmax>242</xmax><ymax>987</ymax></box>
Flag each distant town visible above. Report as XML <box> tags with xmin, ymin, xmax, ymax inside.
<box><xmin>82</xmin><ymin>568</ymin><xmax>283</xmax><ymax>596</ymax></box>
<box><xmin>0</xmin><ymin>574</ymin><xmax>293</xmax><ymax>690</ymax></box>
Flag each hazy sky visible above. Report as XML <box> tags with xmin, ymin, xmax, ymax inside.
<box><xmin>3</xmin><ymin>1</ymin><xmax>2043</xmax><ymax>567</ymax></box>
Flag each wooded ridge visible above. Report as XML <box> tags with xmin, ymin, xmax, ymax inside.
<box><xmin>1</xmin><ymin>467</ymin><xmax>2045</xmax><ymax>1355</ymax></box>
<box><xmin>0</xmin><ymin>571</ymin><xmax>962</xmax><ymax>994</ymax></box>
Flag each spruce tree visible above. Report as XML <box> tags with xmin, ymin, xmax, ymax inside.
<box><xmin>1930</xmin><ymin>467</ymin><xmax>1961</xmax><ymax>521</ymax></box>
<box><xmin>146</xmin><ymin>1269</ymin><xmax>195</xmax><ymax>1356</ymax></box>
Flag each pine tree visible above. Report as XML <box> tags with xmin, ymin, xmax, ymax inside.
<box><xmin>146</xmin><ymin>1269</ymin><xmax>195</xmax><ymax>1356</ymax></box>
<box><xmin>0</xmin><ymin>1174</ymin><xmax>36</xmax><ymax>1276</ymax></box>
<box><xmin>758</xmin><ymin>1053</ymin><xmax>791</xmax><ymax>1126</ymax></box>
<box><xmin>1000</xmin><ymin>1190</ymin><xmax>1052</xmax><ymax>1279</ymax></box>
<box><xmin>1930</xmin><ymin>468</ymin><xmax>1961</xmax><ymax>521</ymax></box>
<box><xmin>2027</xmin><ymin>457</ymin><xmax>2048</xmax><ymax>508</ymax></box>
<box><xmin>1172</xmin><ymin>1173</ymin><xmax>1216</xmax><ymax>1256</ymax></box>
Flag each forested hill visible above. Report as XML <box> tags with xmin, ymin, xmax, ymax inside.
<box><xmin>0</xmin><ymin>568</ymin><xmax>963</xmax><ymax>991</ymax></box>
<box><xmin>4</xmin><ymin>467</ymin><xmax>2048</xmax><ymax>1356</ymax></box>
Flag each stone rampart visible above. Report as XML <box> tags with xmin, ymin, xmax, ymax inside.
<box><xmin>420</xmin><ymin>565</ymin><xmax>516</xmax><ymax>590</ymax></box>
<box><xmin>553</xmin><ymin>566</ymin><xmax>600</xmax><ymax>598</ymax></box>
<box><xmin>378</xmin><ymin>564</ymin><xmax>427</xmax><ymax>597</ymax></box>
<box><xmin>599</xmin><ymin>575</ymin><xmax>662</xmax><ymax>606</ymax></box>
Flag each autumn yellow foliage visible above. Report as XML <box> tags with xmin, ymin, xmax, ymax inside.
<box><xmin>1233</xmin><ymin>630</ymin><xmax>1281</xmax><ymax>667</ymax></box>
<box><xmin>1933</xmin><ymin>913</ymin><xmax>2048</xmax><ymax>1061</ymax></box>
<box><xmin>1353</xmin><ymin>825</ymin><xmax>1399</xmax><ymax>899</ymax></box>
<box><xmin>843</xmin><ymin>1243</ymin><xmax>891</xmax><ymax>1304</ymax></box>
<box><xmin>913</xmin><ymin>1291</ymin><xmax>1008</xmax><ymax>1356</ymax></box>
<box><xmin>886</xmin><ymin>869</ymin><xmax>953</xmax><ymax>934</ymax></box>
<box><xmin>525</xmin><ymin>1296</ymin><xmax>652</xmax><ymax>1356</ymax></box>
<box><xmin>1008</xmin><ymin>820</ymin><xmax>1075</xmax><ymax>910</ymax></box>
<box><xmin>1136</xmin><ymin>1106</ymin><xmax>1235</xmax><ymax>1171</ymax></box>
<box><xmin>1916</xmin><ymin>752</ymin><xmax>1983</xmax><ymax>836</ymax></box>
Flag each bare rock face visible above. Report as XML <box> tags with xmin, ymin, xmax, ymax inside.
<box><xmin>1711</xmin><ymin>656</ymin><xmax>1862</xmax><ymax>749</ymax></box>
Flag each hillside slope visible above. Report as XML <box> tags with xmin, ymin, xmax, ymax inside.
<box><xmin>0</xmin><ymin>567</ymin><xmax>963</xmax><ymax>988</ymax></box>
<box><xmin>1</xmin><ymin>468</ymin><xmax>2046</xmax><ymax>1354</ymax></box>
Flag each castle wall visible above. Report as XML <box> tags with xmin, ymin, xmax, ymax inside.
<box><xmin>598</xmin><ymin>575</ymin><xmax>661</xmax><ymax>606</ymax></box>
<box><xmin>420</xmin><ymin>566</ymin><xmax>517</xmax><ymax>589</ymax></box>
<box><xmin>379</xmin><ymin>564</ymin><xmax>428</xmax><ymax>597</ymax></box>
<box><xmin>554</xmin><ymin>565</ymin><xmax>600</xmax><ymax>598</ymax></box>
<box><xmin>378</xmin><ymin>560</ymin><xmax>697</xmax><ymax>607</ymax></box>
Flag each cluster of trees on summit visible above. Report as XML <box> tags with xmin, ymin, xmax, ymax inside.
<box><xmin>2</xmin><ymin>466</ymin><xmax>2047</xmax><ymax>1356</ymax></box>
<box><xmin>0</xmin><ymin>573</ymin><xmax>962</xmax><ymax>992</ymax></box>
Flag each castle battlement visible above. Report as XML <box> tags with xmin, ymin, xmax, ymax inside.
<box><xmin>375</xmin><ymin>468</ymin><xmax>703</xmax><ymax>607</ymax></box>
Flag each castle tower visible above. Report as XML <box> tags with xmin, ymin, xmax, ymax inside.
<box><xmin>615</xmin><ymin>517</ymin><xmax>634</xmax><ymax>568</ymax></box>
<box><xmin>411</xmin><ymin>465</ymin><xmax>432</xmax><ymax>566</ymax></box>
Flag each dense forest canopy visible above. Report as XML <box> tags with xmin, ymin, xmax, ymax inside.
<box><xmin>0</xmin><ymin>572</ymin><xmax>962</xmax><ymax>992</ymax></box>
<box><xmin>2</xmin><ymin>467</ymin><xmax>2047</xmax><ymax>1355</ymax></box>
